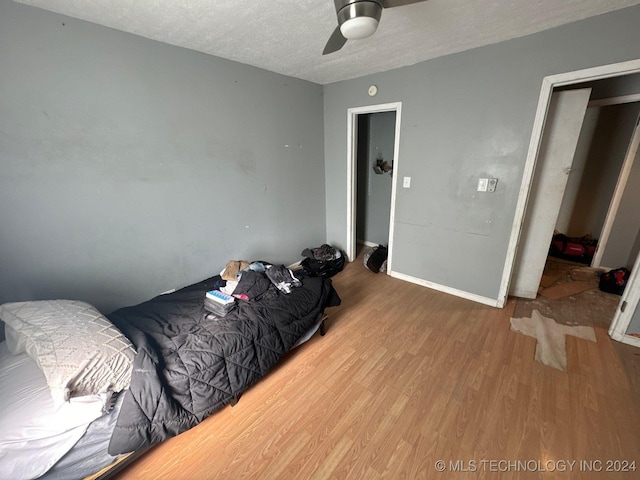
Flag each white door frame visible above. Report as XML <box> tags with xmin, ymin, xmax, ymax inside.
<box><xmin>592</xmin><ymin>112</ymin><xmax>640</xmax><ymax>268</ymax></box>
<box><xmin>609</xmin><ymin>250</ymin><xmax>640</xmax><ymax>348</ymax></box>
<box><xmin>346</xmin><ymin>102</ymin><xmax>402</xmax><ymax>268</ymax></box>
<box><xmin>500</xmin><ymin>59</ymin><xmax>640</xmax><ymax>307</ymax></box>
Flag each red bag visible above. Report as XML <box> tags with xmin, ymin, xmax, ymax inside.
<box><xmin>550</xmin><ymin>233</ymin><xmax>597</xmax><ymax>263</ymax></box>
<box><xmin>599</xmin><ymin>268</ymin><xmax>630</xmax><ymax>295</ymax></box>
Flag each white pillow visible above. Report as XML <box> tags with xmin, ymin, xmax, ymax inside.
<box><xmin>0</xmin><ymin>300</ymin><xmax>135</xmax><ymax>406</ymax></box>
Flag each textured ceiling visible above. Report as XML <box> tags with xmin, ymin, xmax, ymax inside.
<box><xmin>15</xmin><ymin>0</ymin><xmax>640</xmax><ymax>85</ymax></box>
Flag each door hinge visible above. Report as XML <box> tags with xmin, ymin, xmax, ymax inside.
<box><xmin>621</xmin><ymin>300</ymin><xmax>628</xmax><ymax>313</ymax></box>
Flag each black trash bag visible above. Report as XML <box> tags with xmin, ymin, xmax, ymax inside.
<box><xmin>300</xmin><ymin>244</ymin><xmax>345</xmax><ymax>278</ymax></box>
<box><xmin>301</xmin><ymin>255</ymin><xmax>345</xmax><ymax>278</ymax></box>
<box><xmin>365</xmin><ymin>245</ymin><xmax>388</xmax><ymax>273</ymax></box>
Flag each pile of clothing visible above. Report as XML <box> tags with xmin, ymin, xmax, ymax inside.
<box><xmin>301</xmin><ymin>244</ymin><xmax>342</xmax><ymax>262</ymax></box>
<box><xmin>218</xmin><ymin>260</ymin><xmax>302</xmax><ymax>301</ymax></box>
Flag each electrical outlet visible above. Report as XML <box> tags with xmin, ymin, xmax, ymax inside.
<box><xmin>487</xmin><ymin>178</ymin><xmax>498</xmax><ymax>192</ymax></box>
<box><xmin>477</xmin><ymin>178</ymin><xmax>488</xmax><ymax>192</ymax></box>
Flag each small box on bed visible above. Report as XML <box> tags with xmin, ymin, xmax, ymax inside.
<box><xmin>204</xmin><ymin>290</ymin><xmax>236</xmax><ymax>317</ymax></box>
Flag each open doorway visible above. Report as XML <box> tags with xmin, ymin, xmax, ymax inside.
<box><xmin>346</xmin><ymin>102</ymin><xmax>402</xmax><ymax>268</ymax></box>
<box><xmin>538</xmin><ymin>102</ymin><xmax>640</xmax><ymax>345</ymax></box>
<box><xmin>513</xmin><ymin>99</ymin><xmax>640</xmax><ymax>331</ymax></box>
<box><xmin>356</xmin><ymin>111</ymin><xmax>396</xmax><ymax>251</ymax></box>
<box><xmin>503</xmin><ymin>59</ymin><xmax>640</xmax><ymax>347</ymax></box>
<box><xmin>590</xmin><ymin>106</ymin><xmax>640</xmax><ymax>270</ymax></box>
<box><xmin>554</xmin><ymin>102</ymin><xmax>640</xmax><ymax>271</ymax></box>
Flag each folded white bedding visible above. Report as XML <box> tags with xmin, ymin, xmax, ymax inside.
<box><xmin>0</xmin><ymin>300</ymin><xmax>135</xmax><ymax>406</ymax></box>
<box><xmin>0</xmin><ymin>342</ymin><xmax>108</xmax><ymax>480</ymax></box>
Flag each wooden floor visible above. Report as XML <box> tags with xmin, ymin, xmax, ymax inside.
<box><xmin>116</xmin><ymin>259</ymin><xmax>640</xmax><ymax>479</ymax></box>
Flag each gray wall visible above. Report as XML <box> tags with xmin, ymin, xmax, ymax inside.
<box><xmin>556</xmin><ymin>103</ymin><xmax>640</xmax><ymax>239</ymax></box>
<box><xmin>601</xmin><ymin>144</ymin><xmax>640</xmax><ymax>269</ymax></box>
<box><xmin>630</xmin><ymin>228</ymin><xmax>640</xmax><ymax>270</ymax></box>
<box><xmin>356</xmin><ymin>112</ymin><xmax>395</xmax><ymax>246</ymax></box>
<box><xmin>0</xmin><ymin>1</ymin><xmax>325</xmax><ymax>313</ymax></box>
<box><xmin>324</xmin><ymin>5</ymin><xmax>640</xmax><ymax>301</ymax></box>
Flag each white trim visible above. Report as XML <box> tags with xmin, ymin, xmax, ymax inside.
<box><xmin>500</xmin><ymin>59</ymin><xmax>640</xmax><ymax>308</ymax></box>
<box><xmin>617</xmin><ymin>334</ymin><xmax>640</xmax><ymax>348</ymax></box>
<box><xmin>592</xmin><ymin>113</ymin><xmax>640</xmax><ymax>268</ymax></box>
<box><xmin>390</xmin><ymin>270</ymin><xmax>501</xmax><ymax>307</ymax></box>
<box><xmin>357</xmin><ymin>239</ymin><xmax>379</xmax><ymax>247</ymax></box>
<box><xmin>346</xmin><ymin>102</ymin><xmax>402</xmax><ymax>267</ymax></box>
<box><xmin>346</xmin><ymin>111</ymin><xmax>357</xmax><ymax>261</ymax></box>
<box><xmin>588</xmin><ymin>93</ymin><xmax>640</xmax><ymax>108</ymax></box>
<box><xmin>546</xmin><ymin>59</ymin><xmax>640</xmax><ymax>87</ymax></box>
<box><xmin>387</xmin><ymin>104</ymin><xmax>402</xmax><ymax>274</ymax></box>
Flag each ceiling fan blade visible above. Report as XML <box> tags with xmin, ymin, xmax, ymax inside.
<box><xmin>382</xmin><ymin>0</ymin><xmax>427</xmax><ymax>8</ymax></box>
<box><xmin>323</xmin><ymin>25</ymin><xmax>348</xmax><ymax>55</ymax></box>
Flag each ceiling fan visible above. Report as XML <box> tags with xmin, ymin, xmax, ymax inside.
<box><xmin>323</xmin><ymin>0</ymin><xmax>428</xmax><ymax>55</ymax></box>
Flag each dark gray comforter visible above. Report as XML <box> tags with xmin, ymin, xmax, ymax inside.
<box><xmin>106</xmin><ymin>275</ymin><xmax>340</xmax><ymax>455</ymax></box>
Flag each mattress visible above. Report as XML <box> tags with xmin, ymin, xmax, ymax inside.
<box><xmin>0</xmin><ymin>271</ymin><xmax>340</xmax><ymax>478</ymax></box>
<box><xmin>0</xmin><ymin>342</ymin><xmax>109</xmax><ymax>480</ymax></box>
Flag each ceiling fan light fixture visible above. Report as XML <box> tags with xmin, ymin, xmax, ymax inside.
<box><xmin>336</xmin><ymin>0</ymin><xmax>383</xmax><ymax>40</ymax></box>
<box><xmin>340</xmin><ymin>16</ymin><xmax>379</xmax><ymax>39</ymax></box>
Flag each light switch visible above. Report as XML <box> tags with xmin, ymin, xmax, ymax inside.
<box><xmin>403</xmin><ymin>176</ymin><xmax>411</xmax><ymax>188</ymax></box>
<box><xmin>477</xmin><ymin>178</ymin><xmax>488</xmax><ymax>192</ymax></box>
<box><xmin>487</xmin><ymin>178</ymin><xmax>498</xmax><ymax>192</ymax></box>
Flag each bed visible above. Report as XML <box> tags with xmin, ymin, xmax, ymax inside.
<box><xmin>0</xmin><ymin>267</ymin><xmax>340</xmax><ymax>480</ymax></box>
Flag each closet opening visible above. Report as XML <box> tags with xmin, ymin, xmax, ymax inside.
<box><xmin>346</xmin><ymin>102</ymin><xmax>402</xmax><ymax>271</ymax></box>
<box><xmin>355</xmin><ymin>111</ymin><xmax>396</xmax><ymax>265</ymax></box>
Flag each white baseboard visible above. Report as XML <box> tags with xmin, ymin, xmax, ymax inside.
<box><xmin>357</xmin><ymin>239</ymin><xmax>379</xmax><ymax>248</ymax></box>
<box><xmin>389</xmin><ymin>270</ymin><xmax>501</xmax><ymax>308</ymax></box>
<box><xmin>618</xmin><ymin>334</ymin><xmax>640</xmax><ymax>349</ymax></box>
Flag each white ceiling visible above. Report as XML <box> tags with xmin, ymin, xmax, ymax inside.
<box><xmin>15</xmin><ymin>0</ymin><xmax>640</xmax><ymax>85</ymax></box>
